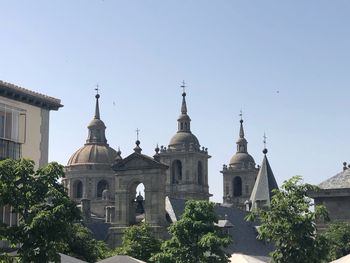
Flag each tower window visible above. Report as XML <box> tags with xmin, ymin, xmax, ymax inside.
<box><xmin>172</xmin><ymin>160</ymin><xmax>182</xmax><ymax>183</ymax></box>
<box><xmin>73</xmin><ymin>180</ymin><xmax>83</xmax><ymax>198</ymax></box>
<box><xmin>233</xmin><ymin>177</ymin><xmax>242</xmax><ymax>197</ymax></box>
<box><xmin>97</xmin><ymin>180</ymin><xmax>109</xmax><ymax>198</ymax></box>
<box><xmin>180</xmin><ymin>123</ymin><xmax>184</xmax><ymax>130</ymax></box>
<box><xmin>198</xmin><ymin>161</ymin><xmax>203</xmax><ymax>185</ymax></box>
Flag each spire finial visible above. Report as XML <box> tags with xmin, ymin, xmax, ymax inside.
<box><xmin>263</xmin><ymin>133</ymin><xmax>268</xmax><ymax>154</ymax></box>
<box><xmin>136</xmin><ymin>128</ymin><xmax>140</xmax><ymax>141</ymax></box>
<box><xmin>180</xmin><ymin>81</ymin><xmax>188</xmax><ymax>114</ymax></box>
<box><xmin>239</xmin><ymin>112</ymin><xmax>245</xmax><ymax>138</ymax></box>
<box><xmin>94</xmin><ymin>84</ymin><xmax>100</xmax><ymax>119</ymax></box>
<box><xmin>181</xmin><ymin>80</ymin><xmax>186</xmax><ymax>94</ymax></box>
<box><xmin>95</xmin><ymin>84</ymin><xmax>100</xmax><ymax>96</ymax></box>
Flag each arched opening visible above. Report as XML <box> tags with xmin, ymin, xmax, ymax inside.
<box><xmin>198</xmin><ymin>161</ymin><xmax>203</xmax><ymax>185</ymax></box>
<box><xmin>128</xmin><ymin>182</ymin><xmax>145</xmax><ymax>225</ymax></box>
<box><xmin>73</xmin><ymin>180</ymin><xmax>83</xmax><ymax>199</ymax></box>
<box><xmin>233</xmin><ymin>177</ymin><xmax>242</xmax><ymax>197</ymax></box>
<box><xmin>97</xmin><ymin>180</ymin><xmax>109</xmax><ymax>198</ymax></box>
<box><xmin>172</xmin><ymin>160</ymin><xmax>182</xmax><ymax>183</ymax></box>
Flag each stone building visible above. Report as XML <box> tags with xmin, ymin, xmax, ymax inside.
<box><xmin>221</xmin><ymin>118</ymin><xmax>259</xmax><ymax>209</ymax></box>
<box><xmin>309</xmin><ymin>162</ymin><xmax>350</xmax><ymax>229</ymax></box>
<box><xmin>0</xmin><ymin>80</ymin><xmax>62</xmax><ymax>249</ymax></box>
<box><xmin>159</xmin><ymin>90</ymin><xmax>211</xmax><ymax>200</ymax></box>
<box><xmin>108</xmin><ymin>140</ymin><xmax>168</xmax><ymax>246</ymax></box>
<box><xmin>63</xmin><ymin>93</ymin><xmax>117</xmax><ymax>218</ymax></box>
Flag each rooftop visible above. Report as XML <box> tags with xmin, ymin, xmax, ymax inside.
<box><xmin>0</xmin><ymin>80</ymin><xmax>62</xmax><ymax>110</ymax></box>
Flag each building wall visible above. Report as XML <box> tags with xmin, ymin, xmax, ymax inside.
<box><xmin>222</xmin><ymin>167</ymin><xmax>259</xmax><ymax>209</ymax></box>
<box><xmin>0</xmin><ymin>96</ymin><xmax>48</xmax><ymax>169</ymax></box>
<box><xmin>159</xmin><ymin>150</ymin><xmax>211</xmax><ymax>200</ymax></box>
<box><xmin>311</xmin><ymin>189</ymin><xmax>350</xmax><ymax>229</ymax></box>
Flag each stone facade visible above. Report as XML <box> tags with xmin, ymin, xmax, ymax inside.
<box><xmin>159</xmin><ymin>91</ymin><xmax>211</xmax><ymax>200</ymax></box>
<box><xmin>107</xmin><ymin>142</ymin><xmax>168</xmax><ymax>246</ymax></box>
<box><xmin>63</xmin><ymin>93</ymin><xmax>117</xmax><ymax>218</ymax></box>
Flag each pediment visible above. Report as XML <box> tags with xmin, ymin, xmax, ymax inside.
<box><xmin>113</xmin><ymin>152</ymin><xmax>168</xmax><ymax>171</ymax></box>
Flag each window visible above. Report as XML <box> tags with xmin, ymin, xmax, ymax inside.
<box><xmin>198</xmin><ymin>161</ymin><xmax>203</xmax><ymax>185</ymax></box>
<box><xmin>0</xmin><ymin>104</ymin><xmax>25</xmax><ymax>143</ymax></box>
<box><xmin>74</xmin><ymin>180</ymin><xmax>83</xmax><ymax>198</ymax></box>
<box><xmin>172</xmin><ymin>160</ymin><xmax>182</xmax><ymax>183</ymax></box>
<box><xmin>97</xmin><ymin>180</ymin><xmax>109</xmax><ymax>198</ymax></box>
<box><xmin>233</xmin><ymin>177</ymin><xmax>242</xmax><ymax>197</ymax></box>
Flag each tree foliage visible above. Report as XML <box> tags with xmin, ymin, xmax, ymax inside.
<box><xmin>151</xmin><ymin>200</ymin><xmax>232</xmax><ymax>263</ymax></box>
<box><xmin>322</xmin><ymin>222</ymin><xmax>350</xmax><ymax>261</ymax></box>
<box><xmin>0</xmin><ymin>159</ymin><xmax>104</xmax><ymax>262</ymax></box>
<box><xmin>246</xmin><ymin>176</ymin><xmax>329</xmax><ymax>263</ymax></box>
<box><xmin>114</xmin><ymin>223</ymin><xmax>161</xmax><ymax>262</ymax></box>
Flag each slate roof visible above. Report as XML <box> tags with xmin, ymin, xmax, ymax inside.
<box><xmin>167</xmin><ymin>198</ymin><xmax>273</xmax><ymax>257</ymax></box>
<box><xmin>318</xmin><ymin>168</ymin><xmax>350</xmax><ymax>189</ymax></box>
<box><xmin>0</xmin><ymin>80</ymin><xmax>62</xmax><ymax>110</ymax></box>
<box><xmin>86</xmin><ymin>222</ymin><xmax>111</xmax><ymax>241</ymax></box>
<box><xmin>58</xmin><ymin>253</ymin><xmax>87</xmax><ymax>263</ymax></box>
<box><xmin>250</xmin><ymin>153</ymin><xmax>278</xmax><ymax>208</ymax></box>
<box><xmin>98</xmin><ymin>255</ymin><xmax>146</xmax><ymax>263</ymax></box>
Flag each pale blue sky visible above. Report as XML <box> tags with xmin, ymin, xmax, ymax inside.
<box><xmin>1</xmin><ymin>1</ymin><xmax>350</xmax><ymax>202</ymax></box>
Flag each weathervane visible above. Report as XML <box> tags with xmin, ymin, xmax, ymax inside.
<box><xmin>95</xmin><ymin>84</ymin><xmax>100</xmax><ymax>95</ymax></box>
<box><xmin>263</xmin><ymin>132</ymin><xmax>267</xmax><ymax>149</ymax></box>
<box><xmin>239</xmin><ymin>109</ymin><xmax>243</xmax><ymax>121</ymax></box>
<box><xmin>136</xmin><ymin>128</ymin><xmax>140</xmax><ymax>141</ymax></box>
<box><xmin>181</xmin><ymin>80</ymin><xmax>186</xmax><ymax>93</ymax></box>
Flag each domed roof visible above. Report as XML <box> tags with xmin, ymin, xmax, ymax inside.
<box><xmin>229</xmin><ymin>152</ymin><xmax>255</xmax><ymax>167</ymax></box>
<box><xmin>67</xmin><ymin>144</ymin><xmax>117</xmax><ymax>166</ymax></box>
<box><xmin>67</xmin><ymin>92</ymin><xmax>117</xmax><ymax>167</ymax></box>
<box><xmin>169</xmin><ymin>132</ymin><xmax>200</xmax><ymax>148</ymax></box>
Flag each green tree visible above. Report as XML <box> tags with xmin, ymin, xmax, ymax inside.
<box><xmin>0</xmin><ymin>159</ymin><xmax>103</xmax><ymax>262</ymax></box>
<box><xmin>62</xmin><ymin>223</ymin><xmax>110</xmax><ymax>262</ymax></box>
<box><xmin>322</xmin><ymin>222</ymin><xmax>350</xmax><ymax>261</ymax></box>
<box><xmin>246</xmin><ymin>176</ymin><xmax>329</xmax><ymax>263</ymax></box>
<box><xmin>152</xmin><ymin>200</ymin><xmax>232</xmax><ymax>263</ymax></box>
<box><xmin>115</xmin><ymin>223</ymin><xmax>161</xmax><ymax>262</ymax></box>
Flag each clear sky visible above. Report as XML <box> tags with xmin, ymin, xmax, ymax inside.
<box><xmin>1</xmin><ymin>1</ymin><xmax>350</xmax><ymax>202</ymax></box>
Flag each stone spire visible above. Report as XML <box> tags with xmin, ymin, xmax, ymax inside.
<box><xmin>94</xmin><ymin>93</ymin><xmax>100</xmax><ymax>119</ymax></box>
<box><xmin>249</xmin><ymin>146</ymin><xmax>278</xmax><ymax>210</ymax></box>
<box><xmin>236</xmin><ymin>118</ymin><xmax>248</xmax><ymax>153</ymax></box>
<box><xmin>86</xmin><ymin>92</ymin><xmax>108</xmax><ymax>145</ymax></box>
<box><xmin>177</xmin><ymin>81</ymin><xmax>191</xmax><ymax>133</ymax></box>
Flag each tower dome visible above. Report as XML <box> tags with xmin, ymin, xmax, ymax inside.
<box><xmin>67</xmin><ymin>93</ymin><xmax>117</xmax><ymax>167</ymax></box>
<box><xmin>229</xmin><ymin>119</ymin><xmax>255</xmax><ymax>169</ymax></box>
<box><xmin>168</xmin><ymin>90</ymin><xmax>200</xmax><ymax>150</ymax></box>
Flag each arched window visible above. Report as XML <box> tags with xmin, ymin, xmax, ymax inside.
<box><xmin>233</xmin><ymin>177</ymin><xmax>242</xmax><ymax>197</ymax></box>
<box><xmin>180</xmin><ymin>123</ymin><xmax>184</xmax><ymax>130</ymax></box>
<box><xmin>73</xmin><ymin>180</ymin><xmax>83</xmax><ymax>198</ymax></box>
<box><xmin>198</xmin><ymin>161</ymin><xmax>203</xmax><ymax>185</ymax></box>
<box><xmin>172</xmin><ymin>160</ymin><xmax>182</xmax><ymax>183</ymax></box>
<box><xmin>97</xmin><ymin>180</ymin><xmax>109</xmax><ymax>198</ymax></box>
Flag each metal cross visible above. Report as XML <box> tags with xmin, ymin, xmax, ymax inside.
<box><xmin>239</xmin><ymin>109</ymin><xmax>243</xmax><ymax>120</ymax></box>
<box><xmin>181</xmin><ymin>80</ymin><xmax>186</xmax><ymax>93</ymax></box>
<box><xmin>263</xmin><ymin>133</ymin><xmax>267</xmax><ymax>148</ymax></box>
<box><xmin>136</xmin><ymin>128</ymin><xmax>140</xmax><ymax>141</ymax></box>
<box><xmin>95</xmin><ymin>84</ymin><xmax>100</xmax><ymax>95</ymax></box>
